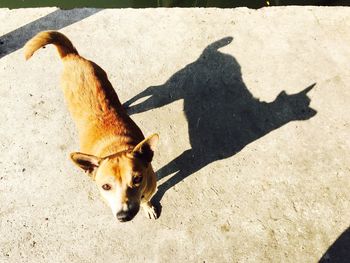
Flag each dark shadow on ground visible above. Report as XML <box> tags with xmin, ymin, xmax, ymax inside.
<box><xmin>319</xmin><ymin>227</ymin><xmax>350</xmax><ymax>263</ymax></box>
<box><xmin>0</xmin><ymin>8</ymin><xmax>100</xmax><ymax>59</ymax></box>
<box><xmin>123</xmin><ymin>37</ymin><xmax>317</xmax><ymax>205</ymax></box>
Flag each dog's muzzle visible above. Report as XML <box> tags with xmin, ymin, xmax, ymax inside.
<box><xmin>116</xmin><ymin>203</ymin><xmax>139</xmax><ymax>222</ymax></box>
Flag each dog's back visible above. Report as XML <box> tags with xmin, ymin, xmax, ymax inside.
<box><xmin>24</xmin><ymin>31</ymin><xmax>144</xmax><ymax>155</ymax></box>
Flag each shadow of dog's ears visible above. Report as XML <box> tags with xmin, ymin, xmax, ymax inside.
<box><xmin>275</xmin><ymin>83</ymin><xmax>317</xmax><ymax>120</ymax></box>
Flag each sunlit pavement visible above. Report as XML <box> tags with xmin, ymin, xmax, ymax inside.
<box><xmin>0</xmin><ymin>7</ymin><xmax>349</xmax><ymax>262</ymax></box>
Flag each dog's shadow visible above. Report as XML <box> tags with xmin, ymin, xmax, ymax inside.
<box><xmin>319</xmin><ymin>227</ymin><xmax>350</xmax><ymax>263</ymax></box>
<box><xmin>124</xmin><ymin>37</ymin><xmax>317</xmax><ymax>211</ymax></box>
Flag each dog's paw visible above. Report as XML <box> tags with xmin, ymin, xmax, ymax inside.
<box><xmin>142</xmin><ymin>202</ymin><xmax>158</xmax><ymax>220</ymax></box>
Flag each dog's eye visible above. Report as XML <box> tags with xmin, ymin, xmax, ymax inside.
<box><xmin>102</xmin><ymin>184</ymin><xmax>111</xmax><ymax>191</ymax></box>
<box><xmin>132</xmin><ymin>176</ymin><xmax>143</xmax><ymax>185</ymax></box>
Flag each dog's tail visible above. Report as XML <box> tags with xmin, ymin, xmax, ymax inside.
<box><xmin>24</xmin><ymin>31</ymin><xmax>78</xmax><ymax>60</ymax></box>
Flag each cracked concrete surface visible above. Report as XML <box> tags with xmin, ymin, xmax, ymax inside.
<box><xmin>0</xmin><ymin>7</ymin><xmax>349</xmax><ymax>263</ymax></box>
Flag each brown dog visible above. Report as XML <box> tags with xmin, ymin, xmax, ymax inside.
<box><xmin>24</xmin><ymin>31</ymin><xmax>159</xmax><ymax>222</ymax></box>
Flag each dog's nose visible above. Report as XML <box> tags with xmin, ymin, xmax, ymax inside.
<box><xmin>116</xmin><ymin>210</ymin><xmax>132</xmax><ymax>222</ymax></box>
<box><xmin>116</xmin><ymin>203</ymin><xmax>139</xmax><ymax>222</ymax></box>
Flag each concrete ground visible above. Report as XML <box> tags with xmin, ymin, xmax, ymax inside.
<box><xmin>0</xmin><ymin>7</ymin><xmax>349</xmax><ymax>263</ymax></box>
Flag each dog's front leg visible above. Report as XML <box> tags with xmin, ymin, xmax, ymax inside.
<box><xmin>141</xmin><ymin>201</ymin><xmax>158</xmax><ymax>220</ymax></box>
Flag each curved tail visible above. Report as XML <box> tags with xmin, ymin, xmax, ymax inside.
<box><xmin>24</xmin><ymin>31</ymin><xmax>78</xmax><ymax>60</ymax></box>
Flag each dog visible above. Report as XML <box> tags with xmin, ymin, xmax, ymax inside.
<box><xmin>24</xmin><ymin>31</ymin><xmax>159</xmax><ymax>222</ymax></box>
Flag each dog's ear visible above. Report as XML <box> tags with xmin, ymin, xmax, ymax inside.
<box><xmin>70</xmin><ymin>152</ymin><xmax>101</xmax><ymax>174</ymax></box>
<box><xmin>131</xmin><ymin>134</ymin><xmax>159</xmax><ymax>163</ymax></box>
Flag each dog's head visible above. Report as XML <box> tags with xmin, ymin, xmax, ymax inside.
<box><xmin>70</xmin><ymin>134</ymin><xmax>158</xmax><ymax>222</ymax></box>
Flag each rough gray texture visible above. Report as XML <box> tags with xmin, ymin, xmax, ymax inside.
<box><xmin>0</xmin><ymin>7</ymin><xmax>349</xmax><ymax>263</ymax></box>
